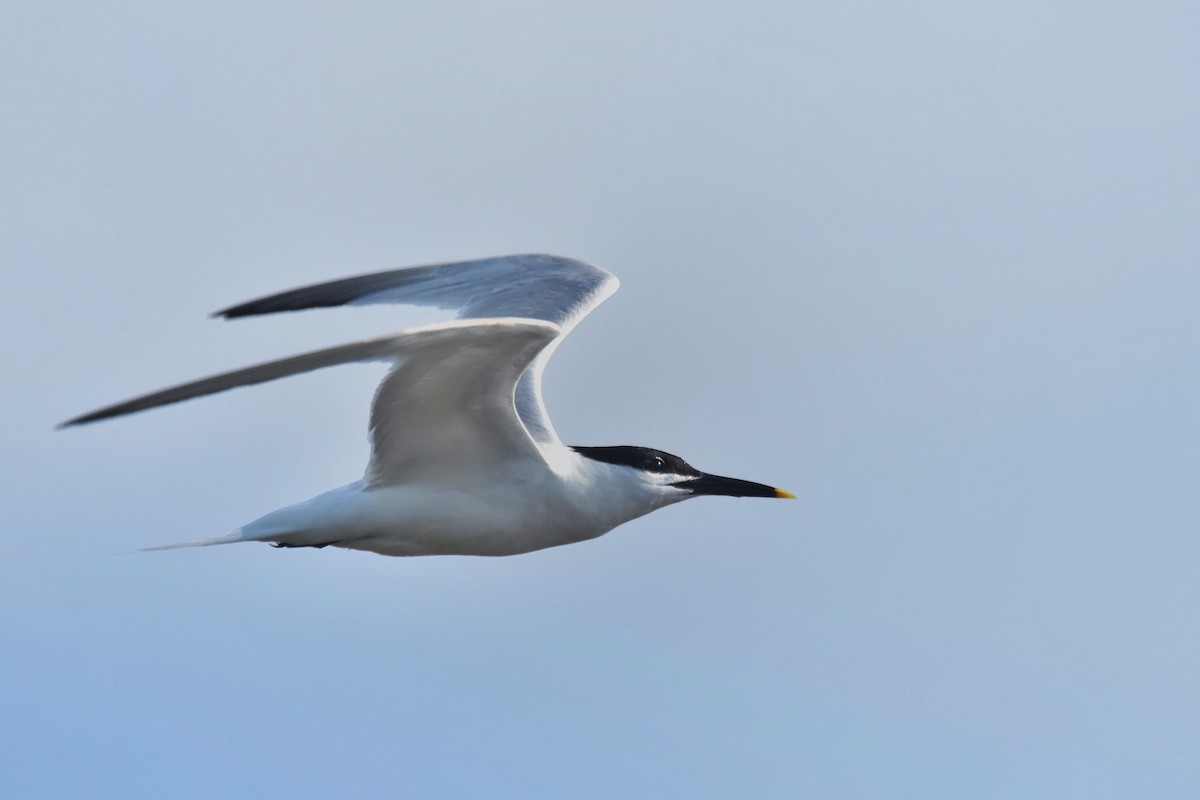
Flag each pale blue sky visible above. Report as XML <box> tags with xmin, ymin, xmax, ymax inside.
<box><xmin>4</xmin><ymin>1</ymin><xmax>1198</xmax><ymax>797</ymax></box>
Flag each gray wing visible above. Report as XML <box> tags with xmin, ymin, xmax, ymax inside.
<box><xmin>61</xmin><ymin>319</ymin><xmax>561</xmax><ymax>483</ymax></box>
<box><xmin>59</xmin><ymin>334</ymin><xmax>412</xmax><ymax>427</ymax></box>
<box><xmin>215</xmin><ymin>254</ymin><xmax>620</xmax><ymax>444</ymax></box>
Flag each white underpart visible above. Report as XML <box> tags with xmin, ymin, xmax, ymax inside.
<box><xmin>226</xmin><ymin>453</ymin><xmax>692</xmax><ymax>557</ymax></box>
<box><xmin>67</xmin><ymin>256</ymin><xmax>711</xmax><ymax>557</ymax></box>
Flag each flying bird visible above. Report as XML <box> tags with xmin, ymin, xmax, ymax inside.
<box><xmin>62</xmin><ymin>255</ymin><xmax>793</xmax><ymax>556</ymax></box>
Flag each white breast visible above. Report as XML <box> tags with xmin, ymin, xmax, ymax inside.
<box><xmin>238</xmin><ymin>449</ymin><xmax>678</xmax><ymax>557</ymax></box>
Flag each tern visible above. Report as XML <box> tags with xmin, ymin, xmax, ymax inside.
<box><xmin>62</xmin><ymin>255</ymin><xmax>793</xmax><ymax>557</ymax></box>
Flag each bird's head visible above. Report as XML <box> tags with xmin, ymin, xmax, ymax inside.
<box><xmin>571</xmin><ymin>445</ymin><xmax>794</xmax><ymax>504</ymax></box>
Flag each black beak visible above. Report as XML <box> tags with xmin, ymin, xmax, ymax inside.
<box><xmin>673</xmin><ymin>474</ymin><xmax>795</xmax><ymax>499</ymax></box>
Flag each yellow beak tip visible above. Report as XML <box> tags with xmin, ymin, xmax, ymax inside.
<box><xmin>774</xmin><ymin>488</ymin><xmax>796</xmax><ymax>500</ymax></box>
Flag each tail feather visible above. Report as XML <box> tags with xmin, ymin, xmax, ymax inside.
<box><xmin>140</xmin><ymin>530</ymin><xmax>248</xmax><ymax>552</ymax></box>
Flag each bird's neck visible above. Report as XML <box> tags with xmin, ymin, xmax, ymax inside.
<box><xmin>562</xmin><ymin>447</ymin><xmax>686</xmax><ymax>530</ymax></box>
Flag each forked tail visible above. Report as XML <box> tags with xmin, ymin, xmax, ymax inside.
<box><xmin>140</xmin><ymin>530</ymin><xmax>248</xmax><ymax>552</ymax></box>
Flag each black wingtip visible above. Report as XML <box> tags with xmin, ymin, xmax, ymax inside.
<box><xmin>57</xmin><ymin>405</ymin><xmax>132</xmax><ymax>429</ymax></box>
<box><xmin>212</xmin><ymin>301</ymin><xmax>258</xmax><ymax>319</ymax></box>
<box><xmin>212</xmin><ymin>293</ymin><xmax>340</xmax><ymax>320</ymax></box>
<box><xmin>213</xmin><ymin>302</ymin><xmax>260</xmax><ymax>319</ymax></box>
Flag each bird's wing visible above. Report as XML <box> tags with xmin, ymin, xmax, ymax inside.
<box><xmin>62</xmin><ymin>319</ymin><xmax>561</xmax><ymax>483</ymax></box>
<box><xmin>362</xmin><ymin>320</ymin><xmax>560</xmax><ymax>484</ymax></box>
<box><xmin>214</xmin><ymin>254</ymin><xmax>619</xmax><ymax>443</ymax></box>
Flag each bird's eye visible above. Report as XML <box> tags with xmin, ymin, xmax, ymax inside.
<box><xmin>652</xmin><ymin>456</ymin><xmax>666</xmax><ymax>470</ymax></box>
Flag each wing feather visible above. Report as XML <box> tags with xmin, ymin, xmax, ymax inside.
<box><xmin>215</xmin><ymin>254</ymin><xmax>617</xmax><ymax>333</ymax></box>
<box><xmin>214</xmin><ymin>254</ymin><xmax>619</xmax><ymax>443</ymax></box>
<box><xmin>61</xmin><ymin>317</ymin><xmax>560</xmax><ymax>485</ymax></box>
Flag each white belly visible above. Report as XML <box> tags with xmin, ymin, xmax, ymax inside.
<box><xmin>239</xmin><ymin>480</ymin><xmax>621</xmax><ymax>557</ymax></box>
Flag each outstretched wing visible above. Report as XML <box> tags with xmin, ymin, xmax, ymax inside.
<box><xmin>61</xmin><ymin>319</ymin><xmax>561</xmax><ymax>483</ymax></box>
<box><xmin>215</xmin><ymin>254</ymin><xmax>619</xmax><ymax>443</ymax></box>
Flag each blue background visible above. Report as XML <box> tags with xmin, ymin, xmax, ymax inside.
<box><xmin>4</xmin><ymin>1</ymin><xmax>1198</xmax><ymax>796</ymax></box>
